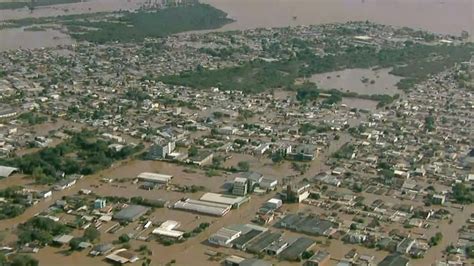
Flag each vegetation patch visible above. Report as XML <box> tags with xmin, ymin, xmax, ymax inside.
<box><xmin>0</xmin><ymin>130</ymin><xmax>143</xmax><ymax>184</ymax></box>
<box><xmin>158</xmin><ymin>43</ymin><xmax>474</xmax><ymax>94</ymax></box>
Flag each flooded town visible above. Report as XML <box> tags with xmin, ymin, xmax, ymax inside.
<box><xmin>0</xmin><ymin>0</ymin><xmax>473</xmax><ymax>266</ymax></box>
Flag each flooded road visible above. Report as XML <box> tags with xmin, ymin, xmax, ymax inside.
<box><xmin>202</xmin><ymin>0</ymin><xmax>474</xmax><ymax>38</ymax></box>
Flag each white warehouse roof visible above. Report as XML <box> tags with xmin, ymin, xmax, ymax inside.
<box><xmin>200</xmin><ymin>192</ymin><xmax>247</xmax><ymax>206</ymax></box>
<box><xmin>0</xmin><ymin>166</ymin><xmax>18</xmax><ymax>178</ymax></box>
<box><xmin>137</xmin><ymin>172</ymin><xmax>173</xmax><ymax>183</ymax></box>
<box><xmin>173</xmin><ymin>199</ymin><xmax>231</xmax><ymax>216</ymax></box>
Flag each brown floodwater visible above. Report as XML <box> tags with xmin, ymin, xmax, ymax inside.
<box><xmin>0</xmin><ymin>0</ymin><xmax>147</xmax><ymax>21</ymax></box>
<box><xmin>310</xmin><ymin>68</ymin><xmax>402</xmax><ymax>96</ymax></box>
<box><xmin>0</xmin><ymin>27</ymin><xmax>73</xmax><ymax>51</ymax></box>
<box><xmin>201</xmin><ymin>0</ymin><xmax>474</xmax><ymax>38</ymax></box>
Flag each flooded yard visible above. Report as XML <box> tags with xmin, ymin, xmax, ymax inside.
<box><xmin>310</xmin><ymin>68</ymin><xmax>402</xmax><ymax>96</ymax></box>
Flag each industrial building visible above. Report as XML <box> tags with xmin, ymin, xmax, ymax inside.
<box><xmin>246</xmin><ymin>231</ymin><xmax>283</xmax><ymax>254</ymax></box>
<box><xmin>152</xmin><ymin>220</ymin><xmax>184</xmax><ymax>239</ymax></box>
<box><xmin>137</xmin><ymin>172</ymin><xmax>173</xmax><ymax>184</ymax></box>
<box><xmin>173</xmin><ymin>198</ymin><xmax>231</xmax><ymax>216</ymax></box>
<box><xmin>208</xmin><ymin>227</ymin><xmax>242</xmax><ymax>247</ymax></box>
<box><xmin>208</xmin><ymin>224</ymin><xmax>268</xmax><ymax>248</ymax></box>
<box><xmin>275</xmin><ymin>213</ymin><xmax>335</xmax><ymax>237</ymax></box>
<box><xmin>113</xmin><ymin>205</ymin><xmax>150</xmax><ymax>222</ymax></box>
<box><xmin>279</xmin><ymin>237</ymin><xmax>316</xmax><ymax>261</ymax></box>
<box><xmin>200</xmin><ymin>192</ymin><xmax>250</xmax><ymax>209</ymax></box>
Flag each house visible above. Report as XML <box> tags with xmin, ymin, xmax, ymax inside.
<box><xmin>233</xmin><ymin>177</ymin><xmax>248</xmax><ymax>196</ymax></box>
<box><xmin>396</xmin><ymin>238</ymin><xmax>415</xmax><ymax>254</ymax></box>
<box><xmin>217</xmin><ymin>126</ymin><xmax>237</xmax><ymax>135</ymax></box>
<box><xmin>280</xmin><ymin>184</ymin><xmax>310</xmax><ymax>203</ymax></box>
<box><xmin>106</xmin><ymin>249</ymin><xmax>139</xmax><ymax>264</ymax></box>
<box><xmin>378</xmin><ymin>254</ymin><xmax>409</xmax><ymax>266</ymax></box>
<box><xmin>432</xmin><ymin>194</ymin><xmax>446</xmax><ymax>205</ymax></box>
<box><xmin>304</xmin><ymin>250</ymin><xmax>331</xmax><ymax>266</ymax></box>
<box><xmin>224</xmin><ymin>256</ymin><xmax>272</xmax><ymax>266</ymax></box>
<box><xmin>259</xmin><ymin>177</ymin><xmax>278</xmax><ymax>191</ymax></box>
<box><xmin>188</xmin><ymin>151</ymin><xmax>213</xmax><ymax>166</ymax></box>
<box><xmin>36</xmin><ymin>190</ymin><xmax>52</xmax><ymax>199</ymax></box>
<box><xmin>52</xmin><ymin>235</ymin><xmax>74</xmax><ymax>245</ymax></box>
<box><xmin>287</xmin><ymin>144</ymin><xmax>317</xmax><ymax>161</ymax></box>
<box><xmin>147</xmin><ymin>139</ymin><xmax>176</xmax><ymax>159</ymax></box>
<box><xmin>94</xmin><ymin>199</ymin><xmax>107</xmax><ymax>209</ymax></box>
<box><xmin>344</xmin><ymin>231</ymin><xmax>368</xmax><ymax>244</ymax></box>
<box><xmin>254</xmin><ymin>143</ymin><xmax>271</xmax><ymax>155</ymax></box>
<box><xmin>238</xmin><ymin>172</ymin><xmax>264</xmax><ymax>192</ymax></box>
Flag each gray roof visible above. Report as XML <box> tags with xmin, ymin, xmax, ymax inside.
<box><xmin>239</xmin><ymin>258</ymin><xmax>272</xmax><ymax>266</ymax></box>
<box><xmin>308</xmin><ymin>250</ymin><xmax>330</xmax><ymax>262</ymax></box>
<box><xmin>241</xmin><ymin>172</ymin><xmax>263</xmax><ymax>182</ymax></box>
<box><xmin>246</xmin><ymin>231</ymin><xmax>282</xmax><ymax>254</ymax></box>
<box><xmin>279</xmin><ymin>237</ymin><xmax>315</xmax><ymax>261</ymax></box>
<box><xmin>92</xmin><ymin>243</ymin><xmax>114</xmax><ymax>253</ymax></box>
<box><xmin>113</xmin><ymin>205</ymin><xmax>150</xmax><ymax>221</ymax></box>
<box><xmin>232</xmin><ymin>229</ymin><xmax>262</xmax><ymax>248</ymax></box>
<box><xmin>378</xmin><ymin>254</ymin><xmax>409</xmax><ymax>266</ymax></box>
<box><xmin>276</xmin><ymin>214</ymin><xmax>333</xmax><ymax>236</ymax></box>
<box><xmin>0</xmin><ymin>166</ymin><xmax>18</xmax><ymax>177</ymax></box>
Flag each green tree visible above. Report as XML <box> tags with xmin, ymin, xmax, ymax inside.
<box><xmin>237</xmin><ymin>161</ymin><xmax>250</xmax><ymax>172</ymax></box>
<box><xmin>188</xmin><ymin>146</ymin><xmax>198</xmax><ymax>157</ymax></box>
<box><xmin>11</xmin><ymin>254</ymin><xmax>39</xmax><ymax>266</ymax></box>
<box><xmin>119</xmin><ymin>234</ymin><xmax>130</xmax><ymax>243</ymax></box>
<box><xmin>83</xmin><ymin>227</ymin><xmax>100</xmax><ymax>242</ymax></box>
<box><xmin>69</xmin><ymin>237</ymin><xmax>84</xmax><ymax>250</ymax></box>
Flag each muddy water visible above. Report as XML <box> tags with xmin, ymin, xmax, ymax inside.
<box><xmin>310</xmin><ymin>68</ymin><xmax>402</xmax><ymax>96</ymax></box>
<box><xmin>341</xmin><ymin>97</ymin><xmax>379</xmax><ymax>111</ymax></box>
<box><xmin>0</xmin><ymin>27</ymin><xmax>73</xmax><ymax>51</ymax></box>
<box><xmin>201</xmin><ymin>0</ymin><xmax>474</xmax><ymax>38</ymax></box>
<box><xmin>0</xmin><ymin>0</ymin><xmax>147</xmax><ymax>21</ymax></box>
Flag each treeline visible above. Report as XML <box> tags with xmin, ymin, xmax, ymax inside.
<box><xmin>17</xmin><ymin>216</ymin><xmax>71</xmax><ymax>246</ymax></box>
<box><xmin>158</xmin><ymin>43</ymin><xmax>474</xmax><ymax>93</ymax></box>
<box><xmin>0</xmin><ymin>130</ymin><xmax>143</xmax><ymax>184</ymax></box>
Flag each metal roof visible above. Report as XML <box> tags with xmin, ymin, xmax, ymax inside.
<box><xmin>0</xmin><ymin>166</ymin><xmax>18</xmax><ymax>177</ymax></box>
<box><xmin>113</xmin><ymin>205</ymin><xmax>149</xmax><ymax>221</ymax></box>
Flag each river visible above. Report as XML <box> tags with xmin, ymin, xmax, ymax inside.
<box><xmin>201</xmin><ymin>0</ymin><xmax>474</xmax><ymax>38</ymax></box>
<box><xmin>0</xmin><ymin>0</ymin><xmax>473</xmax><ymax>51</ymax></box>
